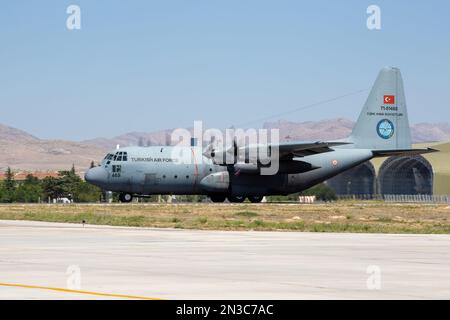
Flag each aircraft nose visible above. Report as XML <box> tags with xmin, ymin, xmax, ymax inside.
<box><xmin>85</xmin><ymin>166</ymin><xmax>108</xmax><ymax>186</ymax></box>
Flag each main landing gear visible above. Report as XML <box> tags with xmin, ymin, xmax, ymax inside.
<box><xmin>248</xmin><ymin>195</ymin><xmax>264</xmax><ymax>203</ymax></box>
<box><xmin>208</xmin><ymin>195</ymin><xmax>264</xmax><ymax>203</ymax></box>
<box><xmin>119</xmin><ymin>193</ymin><xmax>133</xmax><ymax>203</ymax></box>
<box><xmin>228</xmin><ymin>195</ymin><xmax>245</xmax><ymax>203</ymax></box>
<box><xmin>210</xmin><ymin>195</ymin><xmax>227</xmax><ymax>203</ymax></box>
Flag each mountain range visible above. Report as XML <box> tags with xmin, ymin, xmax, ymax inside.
<box><xmin>1</xmin><ymin>119</ymin><xmax>450</xmax><ymax>172</ymax></box>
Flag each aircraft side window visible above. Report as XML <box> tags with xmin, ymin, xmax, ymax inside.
<box><xmin>123</xmin><ymin>152</ymin><xmax>128</xmax><ymax>161</ymax></box>
<box><xmin>117</xmin><ymin>155</ymin><xmax>122</xmax><ymax>161</ymax></box>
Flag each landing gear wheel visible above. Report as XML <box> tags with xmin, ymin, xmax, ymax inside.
<box><xmin>210</xmin><ymin>195</ymin><xmax>226</xmax><ymax>203</ymax></box>
<box><xmin>248</xmin><ymin>195</ymin><xmax>263</xmax><ymax>203</ymax></box>
<box><xmin>119</xmin><ymin>193</ymin><xmax>133</xmax><ymax>203</ymax></box>
<box><xmin>228</xmin><ymin>195</ymin><xmax>245</xmax><ymax>203</ymax></box>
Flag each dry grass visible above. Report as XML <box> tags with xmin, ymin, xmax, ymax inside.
<box><xmin>1</xmin><ymin>202</ymin><xmax>450</xmax><ymax>233</ymax></box>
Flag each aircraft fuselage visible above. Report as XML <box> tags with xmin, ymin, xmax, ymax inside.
<box><xmin>85</xmin><ymin>145</ymin><xmax>373</xmax><ymax>198</ymax></box>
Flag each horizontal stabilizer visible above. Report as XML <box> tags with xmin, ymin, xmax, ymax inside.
<box><xmin>372</xmin><ymin>148</ymin><xmax>438</xmax><ymax>158</ymax></box>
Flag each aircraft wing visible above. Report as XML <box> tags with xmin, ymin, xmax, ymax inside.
<box><xmin>274</xmin><ymin>141</ymin><xmax>352</xmax><ymax>160</ymax></box>
<box><xmin>206</xmin><ymin>140</ymin><xmax>352</xmax><ymax>172</ymax></box>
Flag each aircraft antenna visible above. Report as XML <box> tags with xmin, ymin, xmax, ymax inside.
<box><xmin>233</xmin><ymin>88</ymin><xmax>369</xmax><ymax>128</ymax></box>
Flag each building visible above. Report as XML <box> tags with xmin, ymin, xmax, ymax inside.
<box><xmin>327</xmin><ymin>141</ymin><xmax>450</xmax><ymax>196</ymax></box>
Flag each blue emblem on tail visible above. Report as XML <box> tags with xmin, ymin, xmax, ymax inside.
<box><xmin>377</xmin><ymin>119</ymin><xmax>394</xmax><ymax>139</ymax></box>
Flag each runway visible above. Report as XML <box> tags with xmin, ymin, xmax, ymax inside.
<box><xmin>1</xmin><ymin>220</ymin><xmax>450</xmax><ymax>299</ymax></box>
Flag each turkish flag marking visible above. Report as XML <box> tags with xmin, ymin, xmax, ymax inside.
<box><xmin>384</xmin><ymin>95</ymin><xmax>395</xmax><ymax>104</ymax></box>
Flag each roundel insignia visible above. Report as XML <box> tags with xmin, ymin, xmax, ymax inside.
<box><xmin>331</xmin><ymin>159</ymin><xmax>338</xmax><ymax>167</ymax></box>
<box><xmin>376</xmin><ymin>119</ymin><xmax>394</xmax><ymax>139</ymax></box>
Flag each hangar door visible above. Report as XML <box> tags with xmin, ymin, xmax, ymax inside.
<box><xmin>327</xmin><ymin>161</ymin><xmax>376</xmax><ymax>195</ymax></box>
<box><xmin>378</xmin><ymin>155</ymin><xmax>433</xmax><ymax>195</ymax></box>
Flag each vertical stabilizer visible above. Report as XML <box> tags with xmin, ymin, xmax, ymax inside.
<box><xmin>348</xmin><ymin>67</ymin><xmax>412</xmax><ymax>150</ymax></box>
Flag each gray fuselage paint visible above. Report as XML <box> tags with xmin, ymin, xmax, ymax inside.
<box><xmin>95</xmin><ymin>146</ymin><xmax>373</xmax><ymax>196</ymax></box>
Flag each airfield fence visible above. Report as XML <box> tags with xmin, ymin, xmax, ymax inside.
<box><xmin>336</xmin><ymin>194</ymin><xmax>450</xmax><ymax>204</ymax></box>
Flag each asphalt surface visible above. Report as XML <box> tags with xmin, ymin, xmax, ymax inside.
<box><xmin>1</xmin><ymin>220</ymin><xmax>450</xmax><ymax>299</ymax></box>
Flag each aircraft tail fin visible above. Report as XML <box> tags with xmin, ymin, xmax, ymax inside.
<box><xmin>347</xmin><ymin>67</ymin><xmax>412</xmax><ymax>150</ymax></box>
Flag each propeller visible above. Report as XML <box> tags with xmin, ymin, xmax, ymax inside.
<box><xmin>203</xmin><ymin>135</ymin><xmax>239</xmax><ymax>165</ymax></box>
<box><xmin>232</xmin><ymin>136</ymin><xmax>238</xmax><ymax>165</ymax></box>
<box><xmin>202</xmin><ymin>141</ymin><xmax>215</xmax><ymax>159</ymax></box>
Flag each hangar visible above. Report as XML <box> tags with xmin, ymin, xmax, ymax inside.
<box><xmin>326</xmin><ymin>141</ymin><xmax>450</xmax><ymax>196</ymax></box>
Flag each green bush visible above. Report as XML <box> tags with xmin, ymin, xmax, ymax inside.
<box><xmin>266</xmin><ymin>183</ymin><xmax>336</xmax><ymax>202</ymax></box>
<box><xmin>300</xmin><ymin>183</ymin><xmax>337</xmax><ymax>201</ymax></box>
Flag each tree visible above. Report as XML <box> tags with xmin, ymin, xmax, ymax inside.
<box><xmin>42</xmin><ymin>176</ymin><xmax>65</xmax><ymax>201</ymax></box>
<box><xmin>74</xmin><ymin>181</ymin><xmax>102</xmax><ymax>202</ymax></box>
<box><xmin>1</xmin><ymin>167</ymin><xmax>16</xmax><ymax>202</ymax></box>
<box><xmin>58</xmin><ymin>169</ymin><xmax>82</xmax><ymax>200</ymax></box>
<box><xmin>0</xmin><ymin>166</ymin><xmax>104</xmax><ymax>203</ymax></box>
<box><xmin>15</xmin><ymin>174</ymin><xmax>43</xmax><ymax>203</ymax></box>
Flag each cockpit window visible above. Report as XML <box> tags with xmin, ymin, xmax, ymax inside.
<box><xmin>112</xmin><ymin>151</ymin><xmax>128</xmax><ymax>162</ymax></box>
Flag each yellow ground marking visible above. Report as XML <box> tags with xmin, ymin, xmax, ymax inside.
<box><xmin>0</xmin><ymin>282</ymin><xmax>163</xmax><ymax>300</ymax></box>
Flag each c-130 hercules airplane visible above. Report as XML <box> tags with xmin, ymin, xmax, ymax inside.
<box><xmin>85</xmin><ymin>67</ymin><xmax>436</xmax><ymax>203</ymax></box>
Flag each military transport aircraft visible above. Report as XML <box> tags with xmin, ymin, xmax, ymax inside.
<box><xmin>85</xmin><ymin>67</ymin><xmax>436</xmax><ymax>203</ymax></box>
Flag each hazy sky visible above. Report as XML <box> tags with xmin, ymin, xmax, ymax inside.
<box><xmin>1</xmin><ymin>1</ymin><xmax>449</xmax><ymax>140</ymax></box>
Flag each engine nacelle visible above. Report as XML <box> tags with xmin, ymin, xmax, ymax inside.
<box><xmin>234</xmin><ymin>162</ymin><xmax>260</xmax><ymax>174</ymax></box>
<box><xmin>234</xmin><ymin>160</ymin><xmax>317</xmax><ymax>175</ymax></box>
<box><xmin>199</xmin><ymin>171</ymin><xmax>230</xmax><ymax>192</ymax></box>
